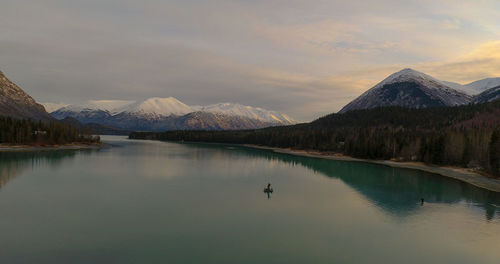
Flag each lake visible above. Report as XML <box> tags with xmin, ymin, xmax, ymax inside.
<box><xmin>0</xmin><ymin>136</ymin><xmax>499</xmax><ymax>263</ymax></box>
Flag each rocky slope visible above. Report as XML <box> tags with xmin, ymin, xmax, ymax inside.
<box><xmin>0</xmin><ymin>71</ymin><xmax>52</xmax><ymax>120</ymax></box>
<box><xmin>472</xmin><ymin>85</ymin><xmax>500</xmax><ymax>104</ymax></box>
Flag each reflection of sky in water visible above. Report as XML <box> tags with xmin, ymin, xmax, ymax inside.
<box><xmin>174</xmin><ymin>141</ymin><xmax>500</xmax><ymax>219</ymax></box>
<box><xmin>0</xmin><ymin>135</ymin><xmax>499</xmax><ymax>264</ymax></box>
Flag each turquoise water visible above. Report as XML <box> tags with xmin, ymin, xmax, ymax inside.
<box><xmin>0</xmin><ymin>136</ymin><xmax>499</xmax><ymax>263</ymax></box>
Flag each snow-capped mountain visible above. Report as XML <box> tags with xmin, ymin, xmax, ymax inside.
<box><xmin>51</xmin><ymin>108</ymin><xmax>112</xmax><ymax>124</ymax></box>
<box><xmin>441</xmin><ymin>78</ymin><xmax>500</xmax><ymax>95</ymax></box>
<box><xmin>472</xmin><ymin>85</ymin><xmax>500</xmax><ymax>104</ymax></box>
<box><xmin>42</xmin><ymin>102</ymin><xmax>69</xmax><ymax>113</ymax></box>
<box><xmin>52</xmin><ymin>100</ymin><xmax>134</xmax><ymax>113</ymax></box>
<box><xmin>339</xmin><ymin>68</ymin><xmax>471</xmax><ymax>113</ymax></box>
<box><xmin>48</xmin><ymin>97</ymin><xmax>296</xmax><ymax>131</ymax></box>
<box><xmin>464</xmin><ymin>78</ymin><xmax>500</xmax><ymax>94</ymax></box>
<box><xmin>168</xmin><ymin>111</ymin><xmax>278</xmax><ymax>130</ymax></box>
<box><xmin>116</xmin><ymin>97</ymin><xmax>194</xmax><ymax>118</ymax></box>
<box><xmin>49</xmin><ymin>100</ymin><xmax>135</xmax><ymax>123</ymax></box>
<box><xmin>440</xmin><ymin>81</ymin><xmax>477</xmax><ymax>95</ymax></box>
<box><xmin>195</xmin><ymin>103</ymin><xmax>295</xmax><ymax>125</ymax></box>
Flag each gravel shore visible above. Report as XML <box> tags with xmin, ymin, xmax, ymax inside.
<box><xmin>243</xmin><ymin>144</ymin><xmax>500</xmax><ymax>193</ymax></box>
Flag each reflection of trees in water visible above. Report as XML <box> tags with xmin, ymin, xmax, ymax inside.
<box><xmin>195</xmin><ymin>144</ymin><xmax>500</xmax><ymax>220</ymax></box>
<box><xmin>0</xmin><ymin>150</ymin><xmax>94</xmax><ymax>190</ymax></box>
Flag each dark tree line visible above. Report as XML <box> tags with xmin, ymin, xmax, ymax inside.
<box><xmin>0</xmin><ymin>116</ymin><xmax>100</xmax><ymax>145</ymax></box>
<box><xmin>130</xmin><ymin>100</ymin><xmax>500</xmax><ymax>177</ymax></box>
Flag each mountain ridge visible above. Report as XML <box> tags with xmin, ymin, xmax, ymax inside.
<box><xmin>48</xmin><ymin>97</ymin><xmax>296</xmax><ymax>131</ymax></box>
<box><xmin>465</xmin><ymin>78</ymin><xmax>500</xmax><ymax>94</ymax></box>
<box><xmin>339</xmin><ymin>68</ymin><xmax>472</xmax><ymax>113</ymax></box>
<box><xmin>0</xmin><ymin>71</ymin><xmax>52</xmax><ymax>120</ymax></box>
<box><xmin>472</xmin><ymin>85</ymin><xmax>500</xmax><ymax>104</ymax></box>
<box><xmin>116</xmin><ymin>97</ymin><xmax>194</xmax><ymax>117</ymax></box>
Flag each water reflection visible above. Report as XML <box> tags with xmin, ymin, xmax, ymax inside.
<box><xmin>183</xmin><ymin>143</ymin><xmax>500</xmax><ymax>220</ymax></box>
<box><xmin>0</xmin><ymin>150</ymin><xmax>95</xmax><ymax>190</ymax></box>
<box><xmin>1</xmin><ymin>138</ymin><xmax>498</xmax><ymax>264</ymax></box>
<box><xmin>3</xmin><ymin>140</ymin><xmax>498</xmax><ymax>221</ymax></box>
<box><xmin>264</xmin><ymin>183</ymin><xmax>274</xmax><ymax>199</ymax></box>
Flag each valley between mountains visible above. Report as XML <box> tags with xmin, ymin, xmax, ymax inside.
<box><xmin>42</xmin><ymin>68</ymin><xmax>500</xmax><ymax>133</ymax></box>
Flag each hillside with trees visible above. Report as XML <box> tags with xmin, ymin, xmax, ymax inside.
<box><xmin>0</xmin><ymin>71</ymin><xmax>52</xmax><ymax>121</ymax></box>
<box><xmin>0</xmin><ymin>70</ymin><xmax>101</xmax><ymax>145</ymax></box>
<box><xmin>130</xmin><ymin>100</ymin><xmax>500</xmax><ymax>177</ymax></box>
<box><xmin>0</xmin><ymin>116</ymin><xmax>100</xmax><ymax>145</ymax></box>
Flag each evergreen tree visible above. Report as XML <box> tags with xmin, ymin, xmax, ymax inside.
<box><xmin>490</xmin><ymin>129</ymin><xmax>500</xmax><ymax>175</ymax></box>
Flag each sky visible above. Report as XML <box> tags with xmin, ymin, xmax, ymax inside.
<box><xmin>1</xmin><ymin>0</ymin><xmax>499</xmax><ymax>121</ymax></box>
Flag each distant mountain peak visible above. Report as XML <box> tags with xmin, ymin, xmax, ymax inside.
<box><xmin>42</xmin><ymin>102</ymin><xmax>69</xmax><ymax>112</ymax></box>
<box><xmin>382</xmin><ymin>70</ymin><xmax>500</xmax><ymax>96</ymax></box>
<box><xmin>57</xmin><ymin>100</ymin><xmax>135</xmax><ymax>113</ymax></box>
<box><xmin>49</xmin><ymin>97</ymin><xmax>296</xmax><ymax>131</ymax></box>
<box><xmin>373</xmin><ymin>68</ymin><xmax>443</xmax><ymax>90</ymax></box>
<box><xmin>387</xmin><ymin>68</ymin><xmax>424</xmax><ymax>77</ymax></box>
<box><xmin>465</xmin><ymin>78</ymin><xmax>500</xmax><ymax>94</ymax></box>
<box><xmin>397</xmin><ymin>68</ymin><xmax>419</xmax><ymax>74</ymax></box>
<box><xmin>197</xmin><ymin>102</ymin><xmax>296</xmax><ymax>124</ymax></box>
<box><xmin>339</xmin><ymin>68</ymin><xmax>471</xmax><ymax>113</ymax></box>
<box><xmin>118</xmin><ymin>97</ymin><xmax>194</xmax><ymax>117</ymax></box>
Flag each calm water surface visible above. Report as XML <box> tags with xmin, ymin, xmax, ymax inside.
<box><xmin>0</xmin><ymin>136</ymin><xmax>499</xmax><ymax>263</ymax></box>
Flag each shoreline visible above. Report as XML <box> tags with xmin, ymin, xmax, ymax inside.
<box><xmin>241</xmin><ymin>144</ymin><xmax>500</xmax><ymax>193</ymax></box>
<box><xmin>0</xmin><ymin>142</ymin><xmax>103</xmax><ymax>152</ymax></box>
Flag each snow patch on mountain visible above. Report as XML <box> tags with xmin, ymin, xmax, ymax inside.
<box><xmin>441</xmin><ymin>78</ymin><xmax>500</xmax><ymax>95</ymax></box>
<box><xmin>42</xmin><ymin>102</ymin><xmax>69</xmax><ymax>113</ymax></box>
<box><xmin>50</xmin><ymin>97</ymin><xmax>295</xmax><ymax>125</ymax></box>
<box><xmin>196</xmin><ymin>103</ymin><xmax>295</xmax><ymax>124</ymax></box>
<box><xmin>57</xmin><ymin>100</ymin><xmax>135</xmax><ymax>113</ymax></box>
<box><xmin>440</xmin><ymin>81</ymin><xmax>476</xmax><ymax>95</ymax></box>
<box><xmin>366</xmin><ymin>68</ymin><xmax>469</xmax><ymax>105</ymax></box>
<box><xmin>372</xmin><ymin>69</ymin><xmax>500</xmax><ymax>96</ymax></box>
<box><xmin>49</xmin><ymin>97</ymin><xmax>296</xmax><ymax>131</ymax></box>
<box><xmin>372</xmin><ymin>68</ymin><xmax>443</xmax><ymax>90</ymax></box>
<box><xmin>117</xmin><ymin>97</ymin><xmax>194</xmax><ymax>117</ymax></box>
<box><xmin>465</xmin><ymin>78</ymin><xmax>500</xmax><ymax>94</ymax></box>
<box><xmin>339</xmin><ymin>68</ymin><xmax>471</xmax><ymax>113</ymax></box>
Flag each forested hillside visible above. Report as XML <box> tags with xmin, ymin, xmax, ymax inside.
<box><xmin>130</xmin><ymin>100</ymin><xmax>500</xmax><ymax>177</ymax></box>
<box><xmin>0</xmin><ymin>116</ymin><xmax>100</xmax><ymax>145</ymax></box>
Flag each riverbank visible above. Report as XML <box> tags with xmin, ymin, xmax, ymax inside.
<box><xmin>0</xmin><ymin>142</ymin><xmax>104</xmax><ymax>152</ymax></box>
<box><xmin>241</xmin><ymin>144</ymin><xmax>500</xmax><ymax>193</ymax></box>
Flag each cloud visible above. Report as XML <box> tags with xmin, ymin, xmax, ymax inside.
<box><xmin>0</xmin><ymin>0</ymin><xmax>499</xmax><ymax>121</ymax></box>
<box><xmin>440</xmin><ymin>18</ymin><xmax>462</xmax><ymax>30</ymax></box>
<box><xmin>416</xmin><ymin>41</ymin><xmax>500</xmax><ymax>83</ymax></box>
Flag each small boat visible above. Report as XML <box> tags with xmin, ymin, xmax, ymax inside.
<box><xmin>264</xmin><ymin>188</ymin><xmax>273</xmax><ymax>193</ymax></box>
